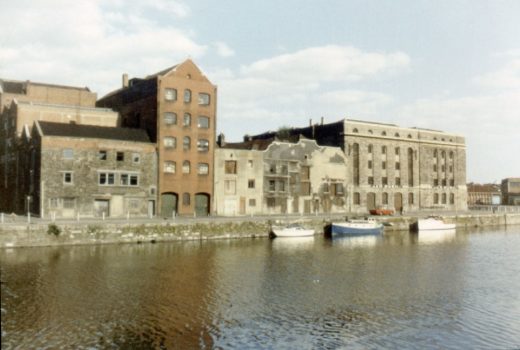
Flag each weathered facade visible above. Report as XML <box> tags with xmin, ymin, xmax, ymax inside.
<box><xmin>467</xmin><ymin>183</ymin><xmax>501</xmax><ymax>205</ymax></box>
<box><xmin>0</xmin><ymin>79</ymin><xmax>118</xmax><ymax>213</ymax></box>
<box><xmin>501</xmin><ymin>178</ymin><xmax>520</xmax><ymax>205</ymax></box>
<box><xmin>214</xmin><ymin>137</ymin><xmax>348</xmax><ymax>215</ymax></box>
<box><xmin>97</xmin><ymin>60</ymin><xmax>217</xmax><ymax>216</ymax></box>
<box><xmin>28</xmin><ymin>121</ymin><xmax>157</xmax><ymax>218</ymax></box>
<box><xmin>252</xmin><ymin>118</ymin><xmax>467</xmax><ymax>213</ymax></box>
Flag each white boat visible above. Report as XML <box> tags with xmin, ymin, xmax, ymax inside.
<box><xmin>413</xmin><ymin>217</ymin><xmax>456</xmax><ymax>231</ymax></box>
<box><xmin>327</xmin><ymin>219</ymin><xmax>383</xmax><ymax>238</ymax></box>
<box><xmin>271</xmin><ymin>224</ymin><xmax>315</xmax><ymax>238</ymax></box>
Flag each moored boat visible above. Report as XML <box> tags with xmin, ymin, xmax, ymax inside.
<box><xmin>411</xmin><ymin>217</ymin><xmax>456</xmax><ymax>232</ymax></box>
<box><xmin>270</xmin><ymin>224</ymin><xmax>315</xmax><ymax>238</ymax></box>
<box><xmin>325</xmin><ymin>219</ymin><xmax>383</xmax><ymax>238</ymax></box>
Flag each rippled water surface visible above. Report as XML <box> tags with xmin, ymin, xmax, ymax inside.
<box><xmin>2</xmin><ymin>227</ymin><xmax>520</xmax><ymax>349</ymax></box>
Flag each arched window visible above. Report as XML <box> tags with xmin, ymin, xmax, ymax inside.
<box><xmin>182</xmin><ymin>160</ymin><xmax>191</xmax><ymax>174</ymax></box>
<box><xmin>382</xmin><ymin>192</ymin><xmax>388</xmax><ymax>205</ymax></box>
<box><xmin>368</xmin><ymin>129</ymin><xmax>373</xmax><ymax>134</ymax></box>
<box><xmin>407</xmin><ymin>134</ymin><xmax>412</xmax><ymax>139</ymax></box>
<box><xmin>353</xmin><ymin>128</ymin><xmax>359</xmax><ymax>133</ymax></box>
<box><xmin>408</xmin><ymin>192</ymin><xmax>414</xmax><ymax>205</ymax></box>
<box><xmin>183</xmin><ymin>113</ymin><xmax>191</xmax><ymax>127</ymax></box>
<box><xmin>184</xmin><ymin>89</ymin><xmax>191</xmax><ymax>103</ymax></box>
<box><xmin>183</xmin><ymin>136</ymin><xmax>191</xmax><ymax>150</ymax></box>
<box><xmin>394</xmin><ymin>132</ymin><xmax>400</xmax><ymax>137</ymax></box>
<box><xmin>442</xmin><ymin>193</ymin><xmax>447</xmax><ymax>204</ymax></box>
<box><xmin>368</xmin><ymin>144</ymin><xmax>373</xmax><ymax>153</ymax></box>
<box><xmin>353</xmin><ymin>192</ymin><xmax>360</xmax><ymax>205</ymax></box>
<box><xmin>382</xmin><ymin>131</ymin><xmax>387</xmax><ymax>136</ymax></box>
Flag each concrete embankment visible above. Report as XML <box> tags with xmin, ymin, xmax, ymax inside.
<box><xmin>0</xmin><ymin>213</ymin><xmax>519</xmax><ymax>248</ymax></box>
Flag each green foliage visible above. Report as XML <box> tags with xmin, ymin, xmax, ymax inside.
<box><xmin>47</xmin><ymin>223</ymin><xmax>61</xmax><ymax>236</ymax></box>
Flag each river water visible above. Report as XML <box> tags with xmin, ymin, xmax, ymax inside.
<box><xmin>1</xmin><ymin>227</ymin><xmax>520</xmax><ymax>349</ymax></box>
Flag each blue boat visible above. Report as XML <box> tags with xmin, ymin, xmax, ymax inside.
<box><xmin>326</xmin><ymin>219</ymin><xmax>383</xmax><ymax>238</ymax></box>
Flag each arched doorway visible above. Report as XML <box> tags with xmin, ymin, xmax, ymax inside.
<box><xmin>394</xmin><ymin>193</ymin><xmax>403</xmax><ymax>214</ymax></box>
<box><xmin>367</xmin><ymin>192</ymin><xmax>376</xmax><ymax>211</ymax></box>
<box><xmin>195</xmin><ymin>193</ymin><xmax>210</xmax><ymax>216</ymax></box>
<box><xmin>161</xmin><ymin>192</ymin><xmax>178</xmax><ymax>218</ymax></box>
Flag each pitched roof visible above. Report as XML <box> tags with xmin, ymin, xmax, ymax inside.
<box><xmin>37</xmin><ymin>121</ymin><xmax>152</xmax><ymax>143</ymax></box>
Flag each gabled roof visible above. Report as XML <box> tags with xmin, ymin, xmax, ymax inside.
<box><xmin>37</xmin><ymin>121</ymin><xmax>151</xmax><ymax>143</ymax></box>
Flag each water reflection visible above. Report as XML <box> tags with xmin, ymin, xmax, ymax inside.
<box><xmin>414</xmin><ymin>229</ymin><xmax>457</xmax><ymax>245</ymax></box>
<box><xmin>2</xmin><ymin>229</ymin><xmax>520</xmax><ymax>349</ymax></box>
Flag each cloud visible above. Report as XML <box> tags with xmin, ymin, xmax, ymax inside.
<box><xmin>240</xmin><ymin>45</ymin><xmax>410</xmax><ymax>84</ymax></box>
<box><xmin>215</xmin><ymin>45</ymin><xmax>409</xmax><ymax>139</ymax></box>
<box><xmin>214</xmin><ymin>42</ymin><xmax>235</xmax><ymax>58</ymax></box>
<box><xmin>473</xmin><ymin>58</ymin><xmax>520</xmax><ymax>89</ymax></box>
<box><xmin>0</xmin><ymin>0</ymin><xmax>203</xmax><ymax>95</ymax></box>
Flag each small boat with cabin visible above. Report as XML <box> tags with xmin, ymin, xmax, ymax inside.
<box><xmin>270</xmin><ymin>223</ymin><xmax>315</xmax><ymax>238</ymax></box>
<box><xmin>411</xmin><ymin>217</ymin><xmax>456</xmax><ymax>232</ymax></box>
<box><xmin>325</xmin><ymin>218</ymin><xmax>383</xmax><ymax>238</ymax></box>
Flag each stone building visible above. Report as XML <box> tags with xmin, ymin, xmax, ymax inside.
<box><xmin>0</xmin><ymin>79</ymin><xmax>119</xmax><ymax>213</ymax></box>
<box><xmin>501</xmin><ymin>178</ymin><xmax>520</xmax><ymax>205</ymax></box>
<box><xmin>27</xmin><ymin>121</ymin><xmax>157</xmax><ymax>218</ymax></box>
<box><xmin>97</xmin><ymin>59</ymin><xmax>216</xmax><ymax>217</ymax></box>
<box><xmin>252</xmin><ymin>118</ymin><xmax>467</xmax><ymax>213</ymax></box>
<box><xmin>214</xmin><ymin>136</ymin><xmax>348</xmax><ymax>215</ymax></box>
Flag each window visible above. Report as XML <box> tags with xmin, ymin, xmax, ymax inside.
<box><xmin>225</xmin><ymin>180</ymin><xmax>236</xmax><ymax>194</ymax></box>
<box><xmin>183</xmin><ymin>113</ymin><xmax>191</xmax><ymax>127</ymax></box>
<box><xmin>225</xmin><ymin>160</ymin><xmax>237</xmax><ymax>174</ymax></box>
<box><xmin>353</xmin><ymin>192</ymin><xmax>361</xmax><ymax>205</ymax></box>
<box><xmin>395</xmin><ymin>162</ymin><xmax>400</xmax><ymax>170</ymax></box>
<box><xmin>198</xmin><ymin>116</ymin><xmax>210</xmax><ymax>128</ymax></box>
<box><xmin>183</xmin><ymin>136</ymin><xmax>191</xmax><ymax>150</ymax></box>
<box><xmin>184</xmin><ymin>89</ymin><xmax>191</xmax><ymax>103</ymax></box>
<box><xmin>121</xmin><ymin>174</ymin><xmax>129</xmax><ymax>185</ymax></box>
<box><xmin>164</xmin><ymin>112</ymin><xmax>177</xmax><ymax>125</ymax></box>
<box><xmin>441</xmin><ymin>165</ymin><xmax>445</xmax><ymax>172</ymax></box>
<box><xmin>198</xmin><ymin>93</ymin><xmax>210</xmax><ymax>105</ymax></box>
<box><xmin>382</xmin><ymin>177</ymin><xmax>388</xmax><ymax>186</ymax></box>
<box><xmin>368</xmin><ymin>176</ymin><xmax>374</xmax><ymax>185</ymax></box>
<box><xmin>269</xmin><ymin>180</ymin><xmax>276</xmax><ymax>191</ymax></box>
<box><xmin>450</xmin><ymin>193</ymin><xmax>455</xmax><ymax>204</ymax></box>
<box><xmin>165</xmin><ymin>88</ymin><xmax>177</xmax><ymax>101</ymax></box>
<box><xmin>395</xmin><ymin>177</ymin><xmax>401</xmax><ymax>186</ymax></box>
<box><xmin>129</xmin><ymin>174</ymin><xmax>138</xmax><ymax>186</ymax></box>
<box><xmin>382</xmin><ymin>146</ymin><xmax>387</xmax><ymax>154</ymax></box>
<box><xmin>408</xmin><ymin>192</ymin><xmax>414</xmax><ymax>204</ymax></box>
<box><xmin>382</xmin><ymin>192</ymin><xmax>388</xmax><ymax>205</ymax></box>
<box><xmin>334</xmin><ymin>183</ymin><xmax>344</xmax><ymax>195</ymax></box>
<box><xmin>197</xmin><ymin>139</ymin><xmax>209</xmax><ymax>152</ymax></box>
<box><xmin>382</xmin><ymin>161</ymin><xmax>387</xmax><ymax>170</ymax></box>
<box><xmin>248</xmin><ymin>160</ymin><xmax>254</xmax><ymax>168</ymax></box>
<box><xmin>450</xmin><ymin>179</ymin><xmax>455</xmax><ymax>186</ymax></box>
<box><xmin>183</xmin><ymin>192</ymin><xmax>190</xmax><ymax>205</ymax></box>
<box><xmin>249</xmin><ymin>199</ymin><xmax>256</xmax><ymax>206</ymax></box>
<box><xmin>353</xmin><ymin>128</ymin><xmax>359</xmax><ymax>133</ymax></box>
<box><xmin>442</xmin><ymin>179</ymin><xmax>447</xmax><ymax>186</ymax></box>
<box><xmin>279</xmin><ymin>180</ymin><xmax>286</xmax><ymax>192</ymax></box>
<box><xmin>395</xmin><ymin>133</ymin><xmax>400</xmax><ymax>138</ymax></box>
<box><xmin>449</xmin><ymin>165</ymin><xmax>453</xmax><ymax>173</ymax></box>
<box><xmin>382</xmin><ymin>131</ymin><xmax>387</xmax><ymax>136</ymax></box>
<box><xmin>449</xmin><ymin>151</ymin><xmax>454</xmax><ymax>159</ymax></box>
<box><xmin>99</xmin><ymin>172</ymin><xmax>115</xmax><ymax>185</ymax></box>
<box><xmin>441</xmin><ymin>151</ymin><xmax>446</xmax><ymax>159</ymax></box>
<box><xmin>63</xmin><ymin>197</ymin><xmax>75</xmax><ymax>209</ymax></box>
<box><xmin>116</xmin><ymin>152</ymin><xmax>124</xmax><ymax>161</ymax></box>
<box><xmin>248</xmin><ymin>179</ymin><xmax>255</xmax><ymax>188</ymax></box>
<box><xmin>368</xmin><ymin>160</ymin><xmax>373</xmax><ymax>169</ymax></box>
<box><xmin>434</xmin><ymin>193</ymin><xmax>439</xmax><ymax>204</ymax></box>
<box><xmin>132</xmin><ymin>153</ymin><xmax>140</xmax><ymax>163</ymax></box>
<box><xmin>198</xmin><ymin>163</ymin><xmax>209</xmax><ymax>175</ymax></box>
<box><xmin>434</xmin><ymin>150</ymin><xmax>438</xmax><ymax>158</ymax></box>
<box><xmin>164</xmin><ymin>137</ymin><xmax>176</xmax><ymax>149</ymax></box>
<box><xmin>267</xmin><ymin>198</ymin><xmax>276</xmax><ymax>208</ymax></box>
<box><xmin>164</xmin><ymin>161</ymin><xmax>176</xmax><ymax>173</ymax></box>
<box><xmin>182</xmin><ymin>160</ymin><xmax>190</xmax><ymax>174</ymax></box>
<box><xmin>442</xmin><ymin>193</ymin><xmax>447</xmax><ymax>204</ymax></box>
<box><xmin>434</xmin><ymin>179</ymin><xmax>439</xmax><ymax>186</ymax></box>
<box><xmin>323</xmin><ymin>183</ymin><xmax>330</xmax><ymax>193</ymax></box>
<box><xmin>49</xmin><ymin>198</ymin><xmax>59</xmax><ymax>208</ymax></box>
<box><xmin>301</xmin><ymin>182</ymin><xmax>311</xmax><ymax>196</ymax></box>
<box><xmin>368</xmin><ymin>144</ymin><xmax>373</xmax><ymax>153</ymax></box>
<box><xmin>433</xmin><ymin>164</ymin><xmax>437</xmax><ymax>172</ymax></box>
<box><xmin>63</xmin><ymin>149</ymin><xmax>73</xmax><ymax>159</ymax></box>
<box><xmin>395</xmin><ymin>147</ymin><xmax>400</xmax><ymax>155</ymax></box>
<box><xmin>63</xmin><ymin>172</ymin><xmax>73</xmax><ymax>184</ymax></box>
<box><xmin>98</xmin><ymin>150</ymin><xmax>107</xmax><ymax>160</ymax></box>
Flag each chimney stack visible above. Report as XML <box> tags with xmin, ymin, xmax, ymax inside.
<box><xmin>321</xmin><ymin>116</ymin><xmax>324</xmax><ymax>125</ymax></box>
<box><xmin>122</xmin><ymin>73</ymin><xmax>129</xmax><ymax>88</ymax></box>
<box><xmin>217</xmin><ymin>133</ymin><xmax>226</xmax><ymax>147</ymax></box>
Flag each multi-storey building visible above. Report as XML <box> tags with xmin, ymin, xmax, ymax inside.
<box><xmin>97</xmin><ymin>60</ymin><xmax>216</xmax><ymax>216</ymax></box>
<box><xmin>501</xmin><ymin>178</ymin><xmax>520</xmax><ymax>205</ymax></box>
<box><xmin>0</xmin><ymin>79</ymin><xmax>118</xmax><ymax>213</ymax></box>
<box><xmin>215</xmin><ymin>136</ymin><xmax>348</xmax><ymax>215</ymax></box>
<box><xmin>467</xmin><ymin>183</ymin><xmax>501</xmax><ymax>205</ymax></box>
<box><xmin>26</xmin><ymin>121</ymin><xmax>157</xmax><ymax>218</ymax></box>
<box><xmin>251</xmin><ymin>118</ymin><xmax>467</xmax><ymax>213</ymax></box>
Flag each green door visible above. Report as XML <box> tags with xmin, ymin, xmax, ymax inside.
<box><xmin>161</xmin><ymin>193</ymin><xmax>178</xmax><ymax>218</ymax></box>
<box><xmin>195</xmin><ymin>193</ymin><xmax>210</xmax><ymax>216</ymax></box>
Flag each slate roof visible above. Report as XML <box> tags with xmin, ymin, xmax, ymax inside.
<box><xmin>37</xmin><ymin>121</ymin><xmax>152</xmax><ymax>143</ymax></box>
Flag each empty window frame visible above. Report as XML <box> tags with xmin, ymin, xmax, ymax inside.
<box><xmin>164</xmin><ymin>137</ymin><xmax>177</xmax><ymax>149</ymax></box>
<box><xmin>98</xmin><ymin>150</ymin><xmax>107</xmax><ymax>160</ymax></box>
<box><xmin>184</xmin><ymin>89</ymin><xmax>192</xmax><ymax>103</ymax></box>
<box><xmin>197</xmin><ymin>139</ymin><xmax>209</xmax><ymax>152</ymax></box>
<box><xmin>197</xmin><ymin>116</ymin><xmax>210</xmax><ymax>129</ymax></box>
<box><xmin>116</xmin><ymin>152</ymin><xmax>124</xmax><ymax>161</ymax></box>
<box><xmin>183</xmin><ymin>136</ymin><xmax>191</xmax><ymax>150</ymax></box>
<box><xmin>165</xmin><ymin>88</ymin><xmax>177</xmax><ymax>101</ymax></box>
<box><xmin>63</xmin><ymin>171</ymin><xmax>73</xmax><ymax>184</ymax></box>
<box><xmin>198</xmin><ymin>93</ymin><xmax>210</xmax><ymax>105</ymax></box>
<box><xmin>198</xmin><ymin>163</ymin><xmax>209</xmax><ymax>175</ymax></box>
<box><xmin>182</xmin><ymin>160</ymin><xmax>191</xmax><ymax>174</ymax></box>
<box><xmin>164</xmin><ymin>112</ymin><xmax>177</xmax><ymax>125</ymax></box>
<box><xmin>164</xmin><ymin>161</ymin><xmax>176</xmax><ymax>173</ymax></box>
<box><xmin>225</xmin><ymin>160</ymin><xmax>237</xmax><ymax>174</ymax></box>
<box><xmin>183</xmin><ymin>113</ymin><xmax>191</xmax><ymax>127</ymax></box>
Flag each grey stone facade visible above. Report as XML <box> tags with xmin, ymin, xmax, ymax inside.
<box><xmin>30</xmin><ymin>121</ymin><xmax>157</xmax><ymax>218</ymax></box>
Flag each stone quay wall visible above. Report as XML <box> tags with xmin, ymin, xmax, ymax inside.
<box><xmin>1</xmin><ymin>213</ymin><xmax>520</xmax><ymax>248</ymax></box>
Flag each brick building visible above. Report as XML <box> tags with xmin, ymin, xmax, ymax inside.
<box><xmin>27</xmin><ymin>121</ymin><xmax>157</xmax><ymax>218</ymax></box>
<box><xmin>251</xmin><ymin>118</ymin><xmax>467</xmax><ymax>213</ymax></box>
<box><xmin>97</xmin><ymin>59</ymin><xmax>216</xmax><ymax>216</ymax></box>
<box><xmin>467</xmin><ymin>183</ymin><xmax>501</xmax><ymax>205</ymax></box>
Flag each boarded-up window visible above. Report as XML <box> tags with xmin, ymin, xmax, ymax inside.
<box><xmin>225</xmin><ymin>160</ymin><xmax>237</xmax><ymax>174</ymax></box>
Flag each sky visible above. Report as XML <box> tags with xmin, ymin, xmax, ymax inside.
<box><xmin>1</xmin><ymin>0</ymin><xmax>520</xmax><ymax>184</ymax></box>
